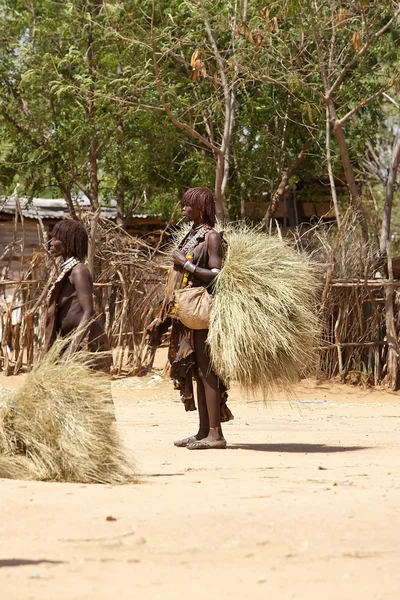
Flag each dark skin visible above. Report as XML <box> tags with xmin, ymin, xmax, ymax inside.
<box><xmin>49</xmin><ymin>237</ymin><xmax>95</xmax><ymax>357</ymax></box>
<box><xmin>172</xmin><ymin>202</ymin><xmax>225</xmax><ymax>445</ymax></box>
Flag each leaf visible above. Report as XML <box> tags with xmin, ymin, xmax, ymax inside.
<box><xmin>247</xmin><ymin>28</ymin><xmax>255</xmax><ymax>46</ymax></box>
<box><xmin>260</xmin><ymin>6</ymin><xmax>270</xmax><ymax>27</ymax></box>
<box><xmin>252</xmin><ymin>29</ymin><xmax>264</xmax><ymax>50</ymax></box>
<box><xmin>352</xmin><ymin>31</ymin><xmax>362</xmax><ymax>51</ymax></box>
<box><xmin>190</xmin><ymin>50</ymin><xmax>206</xmax><ymax>81</ymax></box>
<box><xmin>337</xmin><ymin>8</ymin><xmax>345</xmax><ymax>28</ymax></box>
<box><xmin>272</xmin><ymin>17</ymin><xmax>279</xmax><ymax>33</ymax></box>
<box><xmin>190</xmin><ymin>49</ymin><xmax>200</xmax><ymax>68</ymax></box>
<box><xmin>307</xmin><ymin>104</ymin><xmax>313</xmax><ymax>124</ymax></box>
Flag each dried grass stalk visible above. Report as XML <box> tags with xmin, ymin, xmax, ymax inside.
<box><xmin>0</xmin><ymin>340</ymin><xmax>134</xmax><ymax>483</ymax></box>
<box><xmin>208</xmin><ymin>224</ymin><xmax>320</xmax><ymax>396</ymax></box>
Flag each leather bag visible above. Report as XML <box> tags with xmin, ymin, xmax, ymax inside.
<box><xmin>174</xmin><ymin>285</ymin><xmax>213</xmax><ymax>330</ymax></box>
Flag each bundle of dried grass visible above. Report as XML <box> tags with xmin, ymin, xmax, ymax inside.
<box><xmin>0</xmin><ymin>340</ymin><xmax>134</xmax><ymax>483</ymax></box>
<box><xmin>207</xmin><ymin>224</ymin><xmax>320</xmax><ymax>396</ymax></box>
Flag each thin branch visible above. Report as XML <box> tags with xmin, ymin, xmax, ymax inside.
<box><xmin>339</xmin><ymin>74</ymin><xmax>399</xmax><ymax>125</ymax></box>
<box><xmin>383</xmin><ymin>92</ymin><xmax>400</xmax><ymax>109</ymax></box>
<box><xmin>70</xmin><ymin>176</ymin><xmax>91</xmax><ymax>201</ymax></box>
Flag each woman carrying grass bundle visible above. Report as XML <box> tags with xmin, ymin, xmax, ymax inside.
<box><xmin>150</xmin><ymin>187</ymin><xmax>233</xmax><ymax>449</ymax></box>
<box><xmin>44</xmin><ymin>220</ymin><xmax>112</xmax><ymax>373</ymax></box>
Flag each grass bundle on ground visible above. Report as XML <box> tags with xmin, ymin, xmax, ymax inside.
<box><xmin>208</xmin><ymin>224</ymin><xmax>320</xmax><ymax>396</ymax></box>
<box><xmin>0</xmin><ymin>341</ymin><xmax>134</xmax><ymax>483</ymax></box>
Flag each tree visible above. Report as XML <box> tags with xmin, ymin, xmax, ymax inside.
<box><xmin>240</xmin><ymin>0</ymin><xmax>400</xmax><ymax>230</ymax></box>
<box><xmin>0</xmin><ymin>1</ymin><xmax>194</xmax><ymax>222</ymax></box>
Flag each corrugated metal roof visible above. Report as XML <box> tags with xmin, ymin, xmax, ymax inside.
<box><xmin>0</xmin><ymin>196</ymin><xmax>155</xmax><ymax>221</ymax></box>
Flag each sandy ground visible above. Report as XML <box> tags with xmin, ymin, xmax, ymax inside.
<box><xmin>1</xmin><ymin>361</ymin><xmax>400</xmax><ymax>600</ymax></box>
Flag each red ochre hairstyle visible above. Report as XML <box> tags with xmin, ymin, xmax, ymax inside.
<box><xmin>182</xmin><ymin>186</ymin><xmax>216</xmax><ymax>227</ymax></box>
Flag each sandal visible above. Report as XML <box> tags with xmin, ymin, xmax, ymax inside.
<box><xmin>186</xmin><ymin>438</ymin><xmax>227</xmax><ymax>450</ymax></box>
<box><xmin>174</xmin><ymin>436</ymin><xmax>198</xmax><ymax>448</ymax></box>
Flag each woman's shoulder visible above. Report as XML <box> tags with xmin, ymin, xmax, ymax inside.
<box><xmin>206</xmin><ymin>228</ymin><xmax>223</xmax><ymax>244</ymax></box>
<box><xmin>70</xmin><ymin>262</ymin><xmax>91</xmax><ymax>280</ymax></box>
<box><xmin>206</xmin><ymin>228</ymin><xmax>221</xmax><ymax>240</ymax></box>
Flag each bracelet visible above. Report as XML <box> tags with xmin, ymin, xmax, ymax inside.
<box><xmin>183</xmin><ymin>260</ymin><xmax>196</xmax><ymax>274</ymax></box>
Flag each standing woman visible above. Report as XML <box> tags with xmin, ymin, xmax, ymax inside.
<box><xmin>152</xmin><ymin>187</ymin><xmax>233</xmax><ymax>449</ymax></box>
<box><xmin>44</xmin><ymin>220</ymin><xmax>112</xmax><ymax>373</ymax></box>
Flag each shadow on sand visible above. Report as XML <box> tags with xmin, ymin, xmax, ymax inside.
<box><xmin>229</xmin><ymin>443</ymin><xmax>370</xmax><ymax>453</ymax></box>
<box><xmin>0</xmin><ymin>559</ymin><xmax>65</xmax><ymax>568</ymax></box>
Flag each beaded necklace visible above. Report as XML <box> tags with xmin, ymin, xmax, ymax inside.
<box><xmin>179</xmin><ymin>224</ymin><xmax>210</xmax><ymax>256</ymax></box>
<box><xmin>47</xmin><ymin>256</ymin><xmax>80</xmax><ymax>303</ymax></box>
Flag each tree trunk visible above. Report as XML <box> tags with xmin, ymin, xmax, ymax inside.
<box><xmin>88</xmin><ymin>141</ymin><xmax>99</xmax><ymax>210</ymax></box>
<box><xmin>87</xmin><ymin>209</ymin><xmax>101</xmax><ymax>277</ymax></box>
<box><xmin>232</xmin><ymin>146</ymin><xmax>246</xmax><ymax>219</ymax></box>
<box><xmin>87</xmin><ymin>22</ymin><xmax>99</xmax><ymax>211</ymax></box>
<box><xmin>214</xmin><ymin>153</ymin><xmax>230</xmax><ymax>221</ymax></box>
<box><xmin>307</xmin><ymin>0</ymin><xmax>369</xmax><ymax>239</ymax></box>
<box><xmin>384</xmin><ymin>239</ymin><xmax>399</xmax><ymax>390</ymax></box>
<box><xmin>61</xmin><ymin>185</ymin><xmax>77</xmax><ymax>219</ymax></box>
<box><xmin>380</xmin><ymin>132</ymin><xmax>400</xmax><ymax>255</ymax></box>
<box><xmin>326</xmin><ymin>106</ymin><xmax>340</xmax><ymax>227</ymax></box>
<box><xmin>330</xmin><ymin>109</ymin><xmax>369</xmax><ymax>241</ymax></box>
<box><xmin>380</xmin><ymin>134</ymin><xmax>400</xmax><ymax>389</ymax></box>
<box><xmin>115</xmin><ymin>112</ymin><xmax>126</xmax><ymax>226</ymax></box>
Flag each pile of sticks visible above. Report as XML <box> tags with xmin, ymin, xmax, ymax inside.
<box><xmin>318</xmin><ymin>279</ymin><xmax>397</xmax><ymax>386</ymax></box>
<box><xmin>303</xmin><ymin>211</ymin><xmax>399</xmax><ymax>389</ymax></box>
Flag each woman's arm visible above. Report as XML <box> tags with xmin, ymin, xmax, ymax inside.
<box><xmin>66</xmin><ymin>263</ymin><xmax>95</xmax><ymax>355</ymax></box>
<box><xmin>172</xmin><ymin>231</ymin><xmax>222</xmax><ymax>285</ymax></box>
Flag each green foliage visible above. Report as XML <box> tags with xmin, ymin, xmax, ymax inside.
<box><xmin>0</xmin><ymin>0</ymin><xmax>398</xmax><ymax>223</ymax></box>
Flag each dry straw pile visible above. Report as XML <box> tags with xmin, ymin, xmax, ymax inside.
<box><xmin>208</xmin><ymin>224</ymin><xmax>320</xmax><ymax>396</ymax></box>
<box><xmin>0</xmin><ymin>341</ymin><xmax>133</xmax><ymax>483</ymax></box>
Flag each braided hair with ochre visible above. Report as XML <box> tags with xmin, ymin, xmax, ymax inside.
<box><xmin>182</xmin><ymin>187</ymin><xmax>216</xmax><ymax>227</ymax></box>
